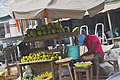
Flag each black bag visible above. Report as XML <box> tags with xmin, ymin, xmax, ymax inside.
<box><xmin>18</xmin><ymin>42</ymin><xmax>29</xmax><ymax>58</ymax></box>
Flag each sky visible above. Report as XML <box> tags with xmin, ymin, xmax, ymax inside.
<box><xmin>0</xmin><ymin>0</ymin><xmax>8</xmax><ymax>3</ymax></box>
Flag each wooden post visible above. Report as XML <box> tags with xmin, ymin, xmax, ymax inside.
<box><xmin>58</xmin><ymin>19</ymin><xmax>63</xmax><ymax>55</ymax></box>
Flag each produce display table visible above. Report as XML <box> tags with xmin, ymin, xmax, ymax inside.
<box><xmin>17</xmin><ymin>60</ymin><xmax>55</xmax><ymax>80</ymax></box>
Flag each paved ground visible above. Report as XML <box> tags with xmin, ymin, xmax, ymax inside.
<box><xmin>62</xmin><ymin>77</ymin><xmax>107</xmax><ymax>80</ymax></box>
<box><xmin>61</xmin><ymin>75</ymin><xmax>108</xmax><ymax>80</ymax></box>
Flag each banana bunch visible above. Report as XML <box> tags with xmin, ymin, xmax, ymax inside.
<box><xmin>33</xmin><ymin>72</ymin><xmax>52</xmax><ymax>80</ymax></box>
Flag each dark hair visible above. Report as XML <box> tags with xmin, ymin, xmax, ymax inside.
<box><xmin>81</xmin><ymin>29</ymin><xmax>87</xmax><ymax>36</ymax></box>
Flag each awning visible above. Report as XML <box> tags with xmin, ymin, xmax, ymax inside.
<box><xmin>101</xmin><ymin>0</ymin><xmax>120</xmax><ymax>12</ymax></box>
<box><xmin>7</xmin><ymin>0</ymin><xmax>105</xmax><ymax>19</ymax></box>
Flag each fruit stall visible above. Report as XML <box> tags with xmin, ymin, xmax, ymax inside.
<box><xmin>3</xmin><ymin>0</ymin><xmax>105</xmax><ymax>79</ymax></box>
<box><xmin>16</xmin><ymin>23</ymin><xmax>79</xmax><ymax>80</ymax></box>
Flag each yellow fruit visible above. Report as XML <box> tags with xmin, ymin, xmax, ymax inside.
<box><xmin>59</xmin><ymin>56</ymin><xmax>62</xmax><ymax>60</ymax></box>
<box><xmin>55</xmin><ymin>54</ymin><xmax>59</xmax><ymax>56</ymax></box>
<box><xmin>51</xmin><ymin>57</ymin><xmax>54</xmax><ymax>60</ymax></box>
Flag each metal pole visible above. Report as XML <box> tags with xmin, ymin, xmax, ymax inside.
<box><xmin>107</xmin><ymin>11</ymin><xmax>114</xmax><ymax>43</ymax></box>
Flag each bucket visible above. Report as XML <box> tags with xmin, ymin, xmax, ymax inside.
<box><xmin>67</xmin><ymin>45</ymin><xmax>80</xmax><ymax>60</ymax></box>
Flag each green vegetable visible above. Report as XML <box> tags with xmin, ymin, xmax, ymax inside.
<box><xmin>30</xmin><ymin>29</ymin><xmax>37</xmax><ymax>37</ymax></box>
<box><xmin>47</xmin><ymin>23</ymin><xmax>53</xmax><ymax>29</ymax></box>
<box><xmin>72</xmin><ymin>27</ymin><xmax>79</xmax><ymax>32</ymax></box>
<box><xmin>36</xmin><ymin>26</ymin><xmax>42</xmax><ymax>31</ymax></box>
<box><xmin>37</xmin><ymin>30</ymin><xmax>43</xmax><ymax>36</ymax></box>
<box><xmin>43</xmin><ymin>31</ymin><xmax>47</xmax><ymax>35</ymax></box>
<box><xmin>52</xmin><ymin>28</ymin><xmax>57</xmax><ymax>34</ymax></box>
<box><xmin>27</xmin><ymin>29</ymin><xmax>32</xmax><ymax>34</ymax></box>
<box><xmin>47</xmin><ymin>29</ymin><xmax>52</xmax><ymax>35</ymax></box>
<box><xmin>64</xmin><ymin>26</ymin><xmax>70</xmax><ymax>32</ymax></box>
<box><xmin>61</xmin><ymin>28</ymin><xmax>65</xmax><ymax>33</ymax></box>
<box><xmin>41</xmin><ymin>25</ymin><xmax>47</xmax><ymax>31</ymax></box>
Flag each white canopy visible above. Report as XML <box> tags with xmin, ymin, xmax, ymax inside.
<box><xmin>0</xmin><ymin>5</ymin><xmax>8</xmax><ymax>17</ymax></box>
<box><xmin>0</xmin><ymin>1</ymin><xmax>11</xmax><ymax>17</ymax></box>
<box><xmin>101</xmin><ymin>0</ymin><xmax>120</xmax><ymax>13</ymax></box>
<box><xmin>6</xmin><ymin>0</ymin><xmax>50</xmax><ymax>19</ymax></box>
<box><xmin>45</xmin><ymin>0</ymin><xmax>105</xmax><ymax>19</ymax></box>
<box><xmin>7</xmin><ymin>0</ymin><xmax>105</xmax><ymax>19</ymax></box>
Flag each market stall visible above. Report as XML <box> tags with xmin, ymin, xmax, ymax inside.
<box><xmin>1</xmin><ymin>0</ymin><xmax>106</xmax><ymax>80</ymax></box>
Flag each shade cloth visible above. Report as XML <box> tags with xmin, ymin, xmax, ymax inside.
<box><xmin>6</xmin><ymin>0</ymin><xmax>105</xmax><ymax>19</ymax></box>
